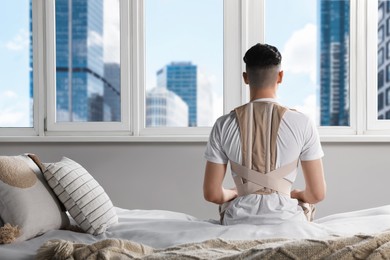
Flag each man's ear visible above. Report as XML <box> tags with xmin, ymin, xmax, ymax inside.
<box><xmin>277</xmin><ymin>70</ymin><xmax>284</xmax><ymax>84</ymax></box>
<box><xmin>243</xmin><ymin>72</ymin><xmax>249</xmax><ymax>84</ymax></box>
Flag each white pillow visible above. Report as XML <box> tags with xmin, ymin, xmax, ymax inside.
<box><xmin>43</xmin><ymin>157</ymin><xmax>118</xmax><ymax>235</ymax></box>
<box><xmin>0</xmin><ymin>154</ymin><xmax>69</xmax><ymax>243</ymax></box>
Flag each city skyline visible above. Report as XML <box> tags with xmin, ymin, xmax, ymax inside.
<box><xmin>1</xmin><ymin>0</ymin><xmax>383</xmax><ymax>128</ymax></box>
<box><xmin>156</xmin><ymin>62</ymin><xmax>197</xmax><ymax>127</ymax></box>
<box><xmin>146</xmin><ymin>86</ymin><xmax>188</xmax><ymax>127</ymax></box>
<box><xmin>54</xmin><ymin>0</ymin><xmax>120</xmax><ymax>122</ymax></box>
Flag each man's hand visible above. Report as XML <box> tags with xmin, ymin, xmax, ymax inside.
<box><xmin>291</xmin><ymin>188</ymin><xmax>304</xmax><ymax>201</ymax></box>
<box><xmin>224</xmin><ymin>187</ymin><xmax>238</xmax><ymax>202</ymax></box>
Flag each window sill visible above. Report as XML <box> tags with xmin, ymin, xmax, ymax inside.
<box><xmin>0</xmin><ymin>135</ymin><xmax>210</xmax><ymax>143</ymax></box>
<box><xmin>2</xmin><ymin>134</ymin><xmax>390</xmax><ymax>143</ymax></box>
<box><xmin>320</xmin><ymin>135</ymin><xmax>390</xmax><ymax>142</ymax></box>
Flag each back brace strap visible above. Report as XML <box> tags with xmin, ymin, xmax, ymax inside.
<box><xmin>232</xmin><ymin>101</ymin><xmax>298</xmax><ymax>197</ymax></box>
<box><xmin>230</xmin><ymin>159</ymin><xmax>298</xmax><ymax>197</ymax></box>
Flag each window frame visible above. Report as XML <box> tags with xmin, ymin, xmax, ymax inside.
<box><xmin>366</xmin><ymin>0</ymin><xmax>390</xmax><ymax>133</ymax></box>
<box><xmin>138</xmin><ymin>0</ymin><xmax>236</xmax><ymax>136</ymax></box>
<box><xmin>44</xmin><ymin>0</ymin><xmax>131</xmax><ymax>135</ymax></box>
<box><xmin>0</xmin><ymin>0</ymin><xmax>42</xmax><ymax>136</ymax></box>
<box><xmin>2</xmin><ymin>0</ymin><xmax>390</xmax><ymax>142</ymax></box>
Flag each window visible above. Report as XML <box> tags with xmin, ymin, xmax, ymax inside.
<box><xmin>386</xmin><ymin>64</ymin><xmax>390</xmax><ymax>82</ymax></box>
<box><xmin>379</xmin><ymin>92</ymin><xmax>384</xmax><ymax>111</ymax></box>
<box><xmin>4</xmin><ymin>0</ymin><xmax>390</xmax><ymax>141</ymax></box>
<box><xmin>265</xmin><ymin>0</ymin><xmax>350</xmax><ymax>127</ymax></box>
<box><xmin>379</xmin><ymin>2</ymin><xmax>385</xmax><ymax>22</ymax></box>
<box><xmin>379</xmin><ymin>26</ymin><xmax>385</xmax><ymax>44</ymax></box>
<box><xmin>379</xmin><ymin>70</ymin><xmax>385</xmax><ymax>89</ymax></box>
<box><xmin>386</xmin><ymin>41</ymin><xmax>390</xmax><ymax>58</ymax></box>
<box><xmin>144</xmin><ymin>0</ymin><xmax>223</xmax><ymax>129</ymax></box>
<box><xmin>387</xmin><ymin>17</ymin><xmax>390</xmax><ymax>35</ymax></box>
<box><xmin>0</xmin><ymin>0</ymin><xmax>33</xmax><ymax>128</ymax></box>
<box><xmin>46</xmin><ymin>0</ymin><xmax>129</xmax><ymax>132</ymax></box>
<box><xmin>54</xmin><ymin>0</ymin><xmax>120</xmax><ymax>123</ymax></box>
<box><xmin>386</xmin><ymin>88</ymin><xmax>390</xmax><ymax>105</ymax></box>
<box><xmin>379</xmin><ymin>48</ymin><xmax>385</xmax><ymax>66</ymax></box>
<box><xmin>367</xmin><ymin>0</ymin><xmax>390</xmax><ymax>129</ymax></box>
<box><xmin>376</xmin><ymin>0</ymin><xmax>390</xmax><ymax>122</ymax></box>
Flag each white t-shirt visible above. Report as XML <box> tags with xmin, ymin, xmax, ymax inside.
<box><xmin>204</xmin><ymin>98</ymin><xmax>324</xmax><ymax>225</ymax></box>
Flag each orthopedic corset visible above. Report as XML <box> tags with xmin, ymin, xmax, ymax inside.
<box><xmin>230</xmin><ymin>101</ymin><xmax>298</xmax><ymax>197</ymax></box>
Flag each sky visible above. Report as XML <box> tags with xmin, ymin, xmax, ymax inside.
<box><xmin>145</xmin><ymin>0</ymin><xmax>223</xmax><ymax>126</ymax></box>
<box><xmin>0</xmin><ymin>0</ymin><xmax>324</xmax><ymax>127</ymax></box>
<box><xmin>0</xmin><ymin>0</ymin><xmax>31</xmax><ymax>127</ymax></box>
<box><xmin>265</xmin><ymin>0</ymin><xmax>319</xmax><ymax>124</ymax></box>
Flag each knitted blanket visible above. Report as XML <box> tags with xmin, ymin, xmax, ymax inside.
<box><xmin>35</xmin><ymin>231</ymin><xmax>390</xmax><ymax>260</ymax></box>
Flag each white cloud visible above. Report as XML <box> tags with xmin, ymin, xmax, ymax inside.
<box><xmin>197</xmin><ymin>72</ymin><xmax>214</xmax><ymax>126</ymax></box>
<box><xmin>197</xmin><ymin>71</ymin><xmax>224</xmax><ymax>126</ymax></box>
<box><xmin>293</xmin><ymin>94</ymin><xmax>320</xmax><ymax>126</ymax></box>
<box><xmin>282</xmin><ymin>23</ymin><xmax>317</xmax><ymax>83</ymax></box>
<box><xmin>3</xmin><ymin>90</ymin><xmax>17</xmax><ymax>98</ymax></box>
<box><xmin>103</xmin><ymin>0</ymin><xmax>120</xmax><ymax>63</ymax></box>
<box><xmin>88</xmin><ymin>30</ymin><xmax>104</xmax><ymax>47</ymax></box>
<box><xmin>0</xmin><ymin>91</ymin><xmax>31</xmax><ymax>127</ymax></box>
<box><xmin>5</xmin><ymin>29</ymin><xmax>29</xmax><ymax>51</ymax></box>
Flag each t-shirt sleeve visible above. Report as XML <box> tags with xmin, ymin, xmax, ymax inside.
<box><xmin>204</xmin><ymin>120</ymin><xmax>229</xmax><ymax>164</ymax></box>
<box><xmin>300</xmin><ymin>117</ymin><xmax>324</xmax><ymax>161</ymax></box>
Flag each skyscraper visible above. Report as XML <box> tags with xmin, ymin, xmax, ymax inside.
<box><xmin>104</xmin><ymin>63</ymin><xmax>121</xmax><ymax>121</ymax></box>
<box><xmin>55</xmin><ymin>0</ymin><xmax>105</xmax><ymax>122</ymax></box>
<box><xmin>157</xmin><ymin>62</ymin><xmax>197</xmax><ymax>126</ymax></box>
<box><xmin>378</xmin><ymin>0</ymin><xmax>390</xmax><ymax>119</ymax></box>
<box><xmin>319</xmin><ymin>0</ymin><xmax>350</xmax><ymax>126</ymax></box>
<box><xmin>146</xmin><ymin>87</ymin><xmax>189</xmax><ymax>127</ymax></box>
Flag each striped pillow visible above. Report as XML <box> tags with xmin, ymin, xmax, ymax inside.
<box><xmin>43</xmin><ymin>157</ymin><xmax>118</xmax><ymax>235</ymax></box>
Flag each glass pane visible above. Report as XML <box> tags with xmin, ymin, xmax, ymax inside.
<box><xmin>145</xmin><ymin>0</ymin><xmax>223</xmax><ymax>127</ymax></box>
<box><xmin>378</xmin><ymin>0</ymin><xmax>390</xmax><ymax>119</ymax></box>
<box><xmin>265</xmin><ymin>0</ymin><xmax>350</xmax><ymax>126</ymax></box>
<box><xmin>0</xmin><ymin>0</ymin><xmax>32</xmax><ymax>127</ymax></box>
<box><xmin>55</xmin><ymin>0</ymin><xmax>120</xmax><ymax>122</ymax></box>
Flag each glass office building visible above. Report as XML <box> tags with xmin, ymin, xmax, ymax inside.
<box><xmin>378</xmin><ymin>0</ymin><xmax>390</xmax><ymax>119</ymax></box>
<box><xmin>319</xmin><ymin>0</ymin><xmax>350</xmax><ymax>126</ymax></box>
<box><xmin>156</xmin><ymin>62</ymin><xmax>197</xmax><ymax>127</ymax></box>
<box><xmin>55</xmin><ymin>0</ymin><xmax>105</xmax><ymax>122</ymax></box>
<box><xmin>146</xmin><ymin>87</ymin><xmax>189</xmax><ymax>127</ymax></box>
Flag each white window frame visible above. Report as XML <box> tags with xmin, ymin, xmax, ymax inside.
<box><xmin>0</xmin><ymin>0</ymin><xmax>42</xmax><ymax>137</ymax></box>
<box><xmin>366</xmin><ymin>0</ymin><xmax>390</xmax><ymax>134</ymax></box>
<box><xmin>318</xmin><ymin>0</ymin><xmax>358</xmax><ymax>138</ymax></box>
<box><xmin>256</xmin><ymin>0</ymin><xmax>358</xmax><ymax>139</ymax></box>
<box><xmin>137</xmin><ymin>0</ymin><xmax>240</xmax><ymax>136</ymax></box>
<box><xmin>3</xmin><ymin>0</ymin><xmax>390</xmax><ymax>142</ymax></box>
<box><xmin>44</xmin><ymin>0</ymin><xmax>131</xmax><ymax>135</ymax></box>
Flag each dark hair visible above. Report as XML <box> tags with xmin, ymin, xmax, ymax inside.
<box><xmin>243</xmin><ymin>43</ymin><xmax>282</xmax><ymax>69</ymax></box>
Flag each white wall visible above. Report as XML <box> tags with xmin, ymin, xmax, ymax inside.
<box><xmin>0</xmin><ymin>142</ymin><xmax>389</xmax><ymax>220</ymax></box>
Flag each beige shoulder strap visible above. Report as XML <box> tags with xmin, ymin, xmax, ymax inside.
<box><xmin>231</xmin><ymin>101</ymin><xmax>297</xmax><ymax>197</ymax></box>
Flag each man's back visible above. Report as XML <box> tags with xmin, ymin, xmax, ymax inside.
<box><xmin>204</xmin><ymin>98</ymin><xmax>324</xmax><ymax>225</ymax></box>
<box><xmin>203</xmin><ymin>43</ymin><xmax>326</xmax><ymax>226</ymax></box>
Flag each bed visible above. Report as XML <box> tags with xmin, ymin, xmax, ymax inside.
<box><xmin>1</xmin><ymin>154</ymin><xmax>390</xmax><ymax>259</ymax></box>
<box><xmin>0</xmin><ymin>205</ymin><xmax>389</xmax><ymax>259</ymax></box>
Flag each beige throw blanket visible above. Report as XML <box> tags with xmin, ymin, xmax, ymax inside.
<box><xmin>36</xmin><ymin>231</ymin><xmax>390</xmax><ymax>260</ymax></box>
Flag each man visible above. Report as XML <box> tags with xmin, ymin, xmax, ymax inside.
<box><xmin>203</xmin><ymin>43</ymin><xmax>326</xmax><ymax>225</ymax></box>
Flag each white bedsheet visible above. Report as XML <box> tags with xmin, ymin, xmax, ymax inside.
<box><xmin>2</xmin><ymin>205</ymin><xmax>390</xmax><ymax>259</ymax></box>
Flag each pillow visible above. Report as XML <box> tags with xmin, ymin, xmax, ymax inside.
<box><xmin>0</xmin><ymin>154</ymin><xmax>69</xmax><ymax>243</ymax></box>
<box><xmin>43</xmin><ymin>157</ymin><xmax>118</xmax><ymax>235</ymax></box>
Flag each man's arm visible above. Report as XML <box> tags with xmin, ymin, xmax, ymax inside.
<box><xmin>291</xmin><ymin>159</ymin><xmax>326</xmax><ymax>204</ymax></box>
<box><xmin>203</xmin><ymin>161</ymin><xmax>238</xmax><ymax>205</ymax></box>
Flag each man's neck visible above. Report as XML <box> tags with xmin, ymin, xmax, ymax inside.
<box><xmin>249</xmin><ymin>86</ymin><xmax>277</xmax><ymax>101</ymax></box>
